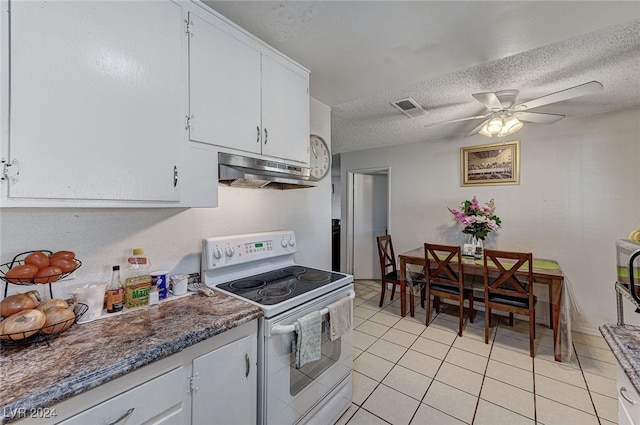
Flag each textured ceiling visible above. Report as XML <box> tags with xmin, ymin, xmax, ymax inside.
<box><xmin>204</xmin><ymin>1</ymin><xmax>640</xmax><ymax>154</ymax></box>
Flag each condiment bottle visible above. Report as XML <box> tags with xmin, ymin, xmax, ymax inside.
<box><xmin>124</xmin><ymin>248</ymin><xmax>152</xmax><ymax>309</ymax></box>
<box><xmin>105</xmin><ymin>265</ymin><xmax>124</xmax><ymax>313</ymax></box>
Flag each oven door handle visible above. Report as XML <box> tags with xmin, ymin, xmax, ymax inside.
<box><xmin>268</xmin><ymin>290</ymin><xmax>355</xmax><ymax>336</ymax></box>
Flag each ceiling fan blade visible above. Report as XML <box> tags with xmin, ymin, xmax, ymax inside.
<box><xmin>467</xmin><ymin>118</ymin><xmax>490</xmax><ymax>136</ymax></box>
<box><xmin>472</xmin><ymin>92</ymin><xmax>503</xmax><ymax>111</ymax></box>
<box><xmin>514</xmin><ymin>81</ymin><xmax>603</xmax><ymax>111</ymax></box>
<box><xmin>514</xmin><ymin>111</ymin><xmax>565</xmax><ymax>124</ymax></box>
<box><xmin>424</xmin><ymin>113</ymin><xmax>490</xmax><ymax>127</ymax></box>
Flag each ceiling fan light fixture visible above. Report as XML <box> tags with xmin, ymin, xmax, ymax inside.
<box><xmin>479</xmin><ymin>123</ymin><xmax>493</xmax><ymax>137</ymax></box>
<box><xmin>486</xmin><ymin>117</ymin><xmax>503</xmax><ymax>134</ymax></box>
<box><xmin>499</xmin><ymin>115</ymin><xmax>523</xmax><ymax>136</ymax></box>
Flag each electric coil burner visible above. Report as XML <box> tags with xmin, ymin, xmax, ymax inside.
<box><xmin>201</xmin><ymin>230</ymin><xmax>354</xmax><ymax>425</ymax></box>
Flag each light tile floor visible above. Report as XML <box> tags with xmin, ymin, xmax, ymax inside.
<box><xmin>337</xmin><ymin>280</ymin><xmax>618</xmax><ymax>425</ymax></box>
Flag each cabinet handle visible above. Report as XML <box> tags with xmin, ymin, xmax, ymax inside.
<box><xmin>264</xmin><ymin>128</ymin><xmax>268</xmax><ymax>145</ymax></box>
<box><xmin>108</xmin><ymin>408</ymin><xmax>135</xmax><ymax>425</ymax></box>
<box><xmin>621</xmin><ymin>387</ymin><xmax>637</xmax><ymax>405</ymax></box>
<box><xmin>173</xmin><ymin>166</ymin><xmax>178</xmax><ymax>187</ymax></box>
<box><xmin>256</xmin><ymin>126</ymin><xmax>260</xmax><ymax>144</ymax></box>
<box><xmin>245</xmin><ymin>353</ymin><xmax>250</xmax><ymax>378</ymax></box>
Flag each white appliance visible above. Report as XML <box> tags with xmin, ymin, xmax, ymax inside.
<box><xmin>202</xmin><ymin>230</ymin><xmax>354</xmax><ymax>425</ymax></box>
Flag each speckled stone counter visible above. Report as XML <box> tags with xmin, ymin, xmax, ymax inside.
<box><xmin>600</xmin><ymin>323</ymin><xmax>640</xmax><ymax>392</ymax></box>
<box><xmin>0</xmin><ymin>292</ymin><xmax>262</xmax><ymax>423</ymax></box>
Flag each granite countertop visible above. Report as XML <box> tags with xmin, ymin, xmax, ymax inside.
<box><xmin>600</xmin><ymin>323</ymin><xmax>640</xmax><ymax>392</ymax></box>
<box><xmin>0</xmin><ymin>292</ymin><xmax>262</xmax><ymax>422</ymax></box>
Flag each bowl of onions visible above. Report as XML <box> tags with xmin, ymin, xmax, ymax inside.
<box><xmin>0</xmin><ymin>291</ymin><xmax>87</xmax><ymax>346</ymax></box>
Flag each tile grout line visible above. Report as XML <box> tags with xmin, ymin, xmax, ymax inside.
<box><xmin>572</xmin><ymin>345</ymin><xmax>603</xmax><ymax>425</ymax></box>
<box><xmin>471</xmin><ymin>312</ymin><xmax>497</xmax><ymax>425</ymax></box>
<box><xmin>407</xmin><ymin>304</ymin><xmax>458</xmax><ymax>425</ymax></box>
<box><xmin>350</xmin><ymin>281</ymin><xmax>615</xmax><ymax>425</ymax></box>
<box><xmin>351</xmin><ymin>287</ymin><xmax>431</xmax><ymax>424</ymax></box>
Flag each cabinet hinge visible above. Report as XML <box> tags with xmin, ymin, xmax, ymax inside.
<box><xmin>190</xmin><ymin>371</ymin><xmax>200</xmax><ymax>393</ymax></box>
<box><xmin>1</xmin><ymin>158</ymin><xmax>19</xmax><ymax>184</ymax></box>
<box><xmin>185</xmin><ymin>17</ymin><xmax>193</xmax><ymax>37</ymax></box>
<box><xmin>185</xmin><ymin>114</ymin><xmax>193</xmax><ymax>131</ymax></box>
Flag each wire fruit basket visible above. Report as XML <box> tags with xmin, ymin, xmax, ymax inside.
<box><xmin>0</xmin><ymin>250</ymin><xmax>82</xmax><ymax>299</ymax></box>
<box><xmin>0</xmin><ymin>302</ymin><xmax>88</xmax><ymax>347</ymax></box>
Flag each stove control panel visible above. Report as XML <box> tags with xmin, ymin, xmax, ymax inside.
<box><xmin>202</xmin><ymin>230</ymin><xmax>297</xmax><ymax>271</ymax></box>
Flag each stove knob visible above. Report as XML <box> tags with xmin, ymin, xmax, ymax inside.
<box><xmin>281</xmin><ymin>239</ymin><xmax>288</xmax><ymax>248</ymax></box>
<box><xmin>225</xmin><ymin>246</ymin><xmax>235</xmax><ymax>257</ymax></box>
<box><xmin>213</xmin><ymin>248</ymin><xmax>223</xmax><ymax>260</ymax></box>
<box><xmin>288</xmin><ymin>238</ymin><xmax>295</xmax><ymax>247</ymax></box>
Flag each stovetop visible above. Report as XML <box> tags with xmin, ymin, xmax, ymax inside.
<box><xmin>215</xmin><ymin>266</ymin><xmax>348</xmax><ymax>306</ymax></box>
<box><xmin>202</xmin><ymin>230</ymin><xmax>354</xmax><ymax>317</ymax></box>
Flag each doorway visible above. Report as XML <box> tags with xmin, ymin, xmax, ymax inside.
<box><xmin>345</xmin><ymin>168</ymin><xmax>389</xmax><ymax>279</ymax></box>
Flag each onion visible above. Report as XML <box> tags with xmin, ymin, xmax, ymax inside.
<box><xmin>36</xmin><ymin>298</ymin><xmax>69</xmax><ymax>314</ymax></box>
<box><xmin>1</xmin><ymin>291</ymin><xmax>41</xmax><ymax>317</ymax></box>
<box><xmin>1</xmin><ymin>309</ymin><xmax>46</xmax><ymax>340</ymax></box>
<box><xmin>41</xmin><ymin>307</ymin><xmax>75</xmax><ymax>334</ymax></box>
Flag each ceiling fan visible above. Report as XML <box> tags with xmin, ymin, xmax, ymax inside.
<box><xmin>430</xmin><ymin>81</ymin><xmax>603</xmax><ymax>138</ymax></box>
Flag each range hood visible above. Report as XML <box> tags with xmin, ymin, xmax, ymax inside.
<box><xmin>218</xmin><ymin>152</ymin><xmax>317</xmax><ymax>189</ymax></box>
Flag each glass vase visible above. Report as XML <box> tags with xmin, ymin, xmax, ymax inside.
<box><xmin>467</xmin><ymin>234</ymin><xmax>484</xmax><ymax>259</ymax></box>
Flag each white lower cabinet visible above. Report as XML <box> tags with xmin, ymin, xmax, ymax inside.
<box><xmin>14</xmin><ymin>321</ymin><xmax>257</xmax><ymax>425</ymax></box>
<box><xmin>618</xmin><ymin>364</ymin><xmax>640</xmax><ymax>425</ymax></box>
<box><xmin>190</xmin><ymin>335</ymin><xmax>256</xmax><ymax>425</ymax></box>
<box><xmin>58</xmin><ymin>367</ymin><xmax>184</xmax><ymax>425</ymax></box>
<box><xmin>181</xmin><ymin>321</ymin><xmax>257</xmax><ymax>425</ymax></box>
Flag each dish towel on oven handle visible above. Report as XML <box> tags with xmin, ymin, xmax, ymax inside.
<box><xmin>292</xmin><ymin>310</ymin><xmax>323</xmax><ymax>369</ymax></box>
<box><xmin>326</xmin><ymin>296</ymin><xmax>352</xmax><ymax>342</ymax></box>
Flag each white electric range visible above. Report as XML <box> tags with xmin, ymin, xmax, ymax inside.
<box><xmin>202</xmin><ymin>230</ymin><xmax>354</xmax><ymax>425</ymax></box>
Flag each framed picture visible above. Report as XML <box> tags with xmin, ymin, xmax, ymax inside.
<box><xmin>461</xmin><ymin>140</ymin><xmax>520</xmax><ymax>186</ymax></box>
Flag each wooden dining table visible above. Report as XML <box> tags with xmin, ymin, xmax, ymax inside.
<box><xmin>398</xmin><ymin>247</ymin><xmax>566</xmax><ymax>361</ymax></box>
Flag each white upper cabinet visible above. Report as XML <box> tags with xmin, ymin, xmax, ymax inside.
<box><xmin>188</xmin><ymin>12</ymin><xmax>262</xmax><ymax>155</ymax></box>
<box><xmin>261</xmin><ymin>54</ymin><xmax>310</xmax><ymax>163</ymax></box>
<box><xmin>187</xmin><ymin>9</ymin><xmax>310</xmax><ymax>165</ymax></box>
<box><xmin>6</xmin><ymin>0</ymin><xmax>184</xmax><ymax>203</ymax></box>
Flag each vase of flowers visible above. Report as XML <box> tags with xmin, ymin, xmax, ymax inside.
<box><xmin>448</xmin><ymin>197</ymin><xmax>502</xmax><ymax>257</ymax></box>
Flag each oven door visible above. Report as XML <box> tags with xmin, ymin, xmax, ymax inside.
<box><xmin>260</xmin><ymin>284</ymin><xmax>354</xmax><ymax>425</ymax></box>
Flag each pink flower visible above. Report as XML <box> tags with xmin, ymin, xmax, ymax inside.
<box><xmin>448</xmin><ymin>197</ymin><xmax>502</xmax><ymax>239</ymax></box>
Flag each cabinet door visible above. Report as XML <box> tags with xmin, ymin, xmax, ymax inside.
<box><xmin>9</xmin><ymin>1</ymin><xmax>183</xmax><ymax>202</ymax></box>
<box><xmin>261</xmin><ymin>55</ymin><xmax>310</xmax><ymax>164</ymax></box>
<box><xmin>191</xmin><ymin>335</ymin><xmax>256</xmax><ymax>425</ymax></box>
<box><xmin>188</xmin><ymin>12</ymin><xmax>262</xmax><ymax>155</ymax></box>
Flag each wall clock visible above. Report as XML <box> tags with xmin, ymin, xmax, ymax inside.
<box><xmin>309</xmin><ymin>134</ymin><xmax>331</xmax><ymax>181</ymax></box>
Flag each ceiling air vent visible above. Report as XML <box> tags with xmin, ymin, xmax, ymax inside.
<box><xmin>390</xmin><ymin>97</ymin><xmax>427</xmax><ymax>118</ymax></box>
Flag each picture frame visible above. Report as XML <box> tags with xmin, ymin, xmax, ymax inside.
<box><xmin>461</xmin><ymin>140</ymin><xmax>520</xmax><ymax>186</ymax></box>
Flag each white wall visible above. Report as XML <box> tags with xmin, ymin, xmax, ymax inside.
<box><xmin>352</xmin><ymin>173</ymin><xmax>388</xmax><ymax>279</ymax></box>
<box><xmin>340</xmin><ymin>107</ymin><xmax>640</xmax><ymax>334</ymax></box>
<box><xmin>0</xmin><ymin>98</ymin><xmax>333</xmax><ymax>299</ymax></box>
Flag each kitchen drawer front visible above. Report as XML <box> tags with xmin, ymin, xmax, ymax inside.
<box><xmin>618</xmin><ymin>364</ymin><xmax>640</xmax><ymax>424</ymax></box>
<box><xmin>58</xmin><ymin>367</ymin><xmax>184</xmax><ymax>425</ymax></box>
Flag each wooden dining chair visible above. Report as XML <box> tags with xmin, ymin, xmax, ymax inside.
<box><xmin>424</xmin><ymin>243</ymin><xmax>475</xmax><ymax>336</ymax></box>
<box><xmin>483</xmin><ymin>249</ymin><xmax>536</xmax><ymax>357</ymax></box>
<box><xmin>376</xmin><ymin>235</ymin><xmax>425</xmax><ymax>313</ymax></box>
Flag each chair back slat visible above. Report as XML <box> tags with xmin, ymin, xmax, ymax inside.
<box><xmin>424</xmin><ymin>243</ymin><xmax>463</xmax><ymax>288</ymax></box>
<box><xmin>377</xmin><ymin>235</ymin><xmax>397</xmax><ymax>276</ymax></box>
<box><xmin>483</xmin><ymin>250</ymin><xmax>533</xmax><ymax>300</ymax></box>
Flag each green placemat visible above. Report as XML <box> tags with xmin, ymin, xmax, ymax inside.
<box><xmin>618</xmin><ymin>266</ymin><xmax>640</xmax><ymax>279</ymax></box>
<box><xmin>473</xmin><ymin>258</ymin><xmax>560</xmax><ymax>270</ymax></box>
<box><xmin>433</xmin><ymin>253</ymin><xmax>559</xmax><ymax>270</ymax></box>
